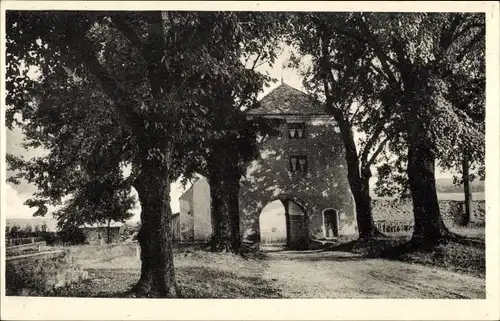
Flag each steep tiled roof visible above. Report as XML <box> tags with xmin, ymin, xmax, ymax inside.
<box><xmin>248</xmin><ymin>83</ymin><xmax>326</xmax><ymax>115</ymax></box>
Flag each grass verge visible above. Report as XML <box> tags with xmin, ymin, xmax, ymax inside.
<box><xmin>328</xmin><ymin>232</ymin><xmax>485</xmax><ymax>278</ymax></box>
<box><xmin>5</xmin><ymin>252</ymin><xmax>84</xmax><ymax>296</ymax></box>
<box><xmin>16</xmin><ymin>245</ymin><xmax>281</xmax><ymax>298</ymax></box>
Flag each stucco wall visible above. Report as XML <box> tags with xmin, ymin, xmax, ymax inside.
<box><xmin>193</xmin><ymin>177</ymin><xmax>212</xmax><ymax>240</ymax></box>
<box><xmin>179</xmin><ymin>187</ymin><xmax>194</xmax><ymax>242</ymax></box>
<box><xmin>239</xmin><ymin>115</ymin><xmax>356</xmax><ymax>246</ymax></box>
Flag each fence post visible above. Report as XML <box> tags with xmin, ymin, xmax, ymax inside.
<box><xmin>136</xmin><ymin>243</ymin><xmax>140</xmax><ymax>260</ymax></box>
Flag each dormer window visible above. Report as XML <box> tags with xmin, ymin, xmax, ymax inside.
<box><xmin>288</xmin><ymin>123</ymin><xmax>305</xmax><ymax>139</ymax></box>
<box><xmin>256</xmin><ymin>130</ymin><xmax>282</xmax><ymax>143</ymax></box>
<box><xmin>290</xmin><ymin>156</ymin><xmax>307</xmax><ymax>172</ymax></box>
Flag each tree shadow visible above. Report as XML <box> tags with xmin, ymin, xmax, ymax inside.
<box><xmin>38</xmin><ymin>265</ymin><xmax>282</xmax><ymax>299</ymax></box>
<box><xmin>324</xmin><ymin>233</ymin><xmax>485</xmax><ymax>262</ymax></box>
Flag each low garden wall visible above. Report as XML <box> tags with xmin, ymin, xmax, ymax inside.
<box><xmin>6</xmin><ymin>249</ymin><xmax>88</xmax><ymax>296</ymax></box>
<box><xmin>6</xmin><ymin>241</ymin><xmax>47</xmax><ymax>257</ymax></box>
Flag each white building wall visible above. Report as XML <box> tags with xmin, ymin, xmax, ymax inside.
<box><xmin>193</xmin><ymin>177</ymin><xmax>212</xmax><ymax>240</ymax></box>
<box><xmin>179</xmin><ymin>187</ymin><xmax>194</xmax><ymax>241</ymax></box>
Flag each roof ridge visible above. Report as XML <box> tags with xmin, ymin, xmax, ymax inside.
<box><xmin>249</xmin><ymin>83</ymin><xmax>326</xmax><ymax>115</ymax></box>
<box><xmin>258</xmin><ymin>83</ymin><xmax>306</xmax><ymax>101</ymax></box>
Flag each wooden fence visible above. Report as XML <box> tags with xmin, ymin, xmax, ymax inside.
<box><xmin>171</xmin><ymin>214</ymin><xmax>181</xmax><ymax>242</ymax></box>
<box><xmin>6</xmin><ymin>237</ymin><xmax>44</xmax><ymax>247</ymax></box>
<box><xmin>374</xmin><ymin>220</ymin><xmax>414</xmax><ymax>233</ymax></box>
<box><xmin>6</xmin><ymin>249</ymin><xmax>67</xmax><ymax>263</ymax></box>
<box><xmin>6</xmin><ymin>241</ymin><xmax>47</xmax><ymax>256</ymax></box>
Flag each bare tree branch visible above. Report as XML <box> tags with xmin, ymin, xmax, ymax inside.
<box><xmin>359</xmin><ymin>107</ymin><xmax>391</xmax><ymax>166</ymax></box>
<box><xmin>348</xmin><ymin>100</ymin><xmax>363</xmax><ymax>125</ymax></box>
<box><xmin>250</xmin><ymin>49</ymin><xmax>263</xmax><ymax>71</ymax></box>
<box><xmin>366</xmin><ymin>135</ymin><xmax>391</xmax><ymax>167</ymax></box>
<box><xmin>355</xmin><ymin>16</ymin><xmax>400</xmax><ymax>87</ymax></box>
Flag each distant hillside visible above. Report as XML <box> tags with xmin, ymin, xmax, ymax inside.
<box><xmin>370</xmin><ymin>177</ymin><xmax>485</xmax><ymax>200</ymax></box>
<box><xmin>6</xmin><ymin>217</ymin><xmax>137</xmax><ymax>232</ymax></box>
<box><xmin>6</xmin><ymin>217</ymin><xmax>59</xmax><ymax>231</ymax></box>
<box><xmin>435</xmin><ymin>177</ymin><xmax>484</xmax><ymax>193</ymax></box>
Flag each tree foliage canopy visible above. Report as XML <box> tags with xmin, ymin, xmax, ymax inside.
<box><xmin>6</xmin><ymin>11</ymin><xmax>286</xmax><ymax>222</ymax></box>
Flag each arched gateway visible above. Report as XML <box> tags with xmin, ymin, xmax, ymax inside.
<box><xmin>178</xmin><ymin>83</ymin><xmax>357</xmax><ymax>249</ymax></box>
<box><xmin>259</xmin><ymin>198</ymin><xmax>308</xmax><ymax>251</ymax></box>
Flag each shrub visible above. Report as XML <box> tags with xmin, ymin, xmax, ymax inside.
<box><xmin>57</xmin><ymin>228</ymin><xmax>86</xmax><ymax>245</ymax></box>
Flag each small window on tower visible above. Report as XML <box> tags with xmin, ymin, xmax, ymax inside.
<box><xmin>290</xmin><ymin>156</ymin><xmax>308</xmax><ymax>173</ymax></box>
<box><xmin>288</xmin><ymin>123</ymin><xmax>305</xmax><ymax>139</ymax></box>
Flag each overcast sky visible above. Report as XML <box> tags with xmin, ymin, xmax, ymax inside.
<box><xmin>4</xmin><ymin>45</ymin><xmax>453</xmax><ymax>221</ymax></box>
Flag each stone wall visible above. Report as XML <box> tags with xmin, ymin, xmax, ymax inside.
<box><xmin>82</xmin><ymin>226</ymin><xmax>121</xmax><ymax>244</ymax></box>
<box><xmin>239</xmin><ymin>115</ymin><xmax>356</xmax><ymax>246</ymax></box>
<box><xmin>372</xmin><ymin>199</ymin><xmax>485</xmax><ymax>227</ymax></box>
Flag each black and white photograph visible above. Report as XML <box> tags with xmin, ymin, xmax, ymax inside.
<box><xmin>1</xmin><ymin>1</ymin><xmax>499</xmax><ymax>320</ymax></box>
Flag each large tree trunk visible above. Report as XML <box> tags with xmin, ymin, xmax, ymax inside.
<box><xmin>319</xmin><ymin>32</ymin><xmax>381</xmax><ymax>239</ymax></box>
<box><xmin>407</xmin><ymin>118</ymin><xmax>451</xmax><ymax>246</ymax></box>
<box><xmin>227</xmin><ymin>171</ymin><xmax>241</xmax><ymax>251</ymax></box>
<box><xmin>131</xmin><ymin>157</ymin><xmax>178</xmax><ymax>298</ymax></box>
<box><xmin>208</xmin><ymin>157</ymin><xmax>241</xmax><ymax>253</ymax></box>
<box><xmin>337</xmin><ymin>121</ymin><xmax>381</xmax><ymax>239</ymax></box>
<box><xmin>106</xmin><ymin>218</ymin><xmax>111</xmax><ymax>244</ymax></box>
<box><xmin>461</xmin><ymin>155</ymin><xmax>472</xmax><ymax>226</ymax></box>
<box><xmin>356</xmin><ymin>172</ymin><xmax>380</xmax><ymax>238</ymax></box>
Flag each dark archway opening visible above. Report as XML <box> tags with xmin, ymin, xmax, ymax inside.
<box><xmin>322</xmin><ymin>208</ymin><xmax>339</xmax><ymax>238</ymax></box>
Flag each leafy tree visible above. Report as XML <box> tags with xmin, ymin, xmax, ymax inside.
<box><xmin>9</xmin><ymin>224</ymin><xmax>21</xmax><ymax>238</ymax></box>
<box><xmin>119</xmin><ymin>222</ymin><xmax>138</xmax><ymax>241</ymax></box>
<box><xmin>174</xmin><ymin>13</ymin><xmax>287</xmax><ymax>253</ymax></box>
<box><xmin>22</xmin><ymin>224</ymin><xmax>33</xmax><ymax>237</ymax></box>
<box><xmin>438</xmin><ymin>39</ymin><xmax>485</xmax><ymax>226</ymax></box>
<box><xmin>286</xmin><ymin>13</ymin><xmax>401</xmax><ymax>239</ymax></box>
<box><xmin>373</xmin><ymin>155</ymin><xmax>411</xmax><ymax>199</ymax></box>
<box><xmin>53</xmin><ymin>181</ymin><xmax>135</xmax><ymax>243</ymax></box>
<box><xmin>287</xmin><ymin>12</ymin><xmax>484</xmax><ymax>244</ymax></box>
<box><xmin>57</xmin><ymin>226</ymin><xmax>86</xmax><ymax>245</ymax></box>
<box><xmin>375</xmin><ymin>13</ymin><xmax>485</xmax><ymax>229</ymax></box>
<box><xmin>6</xmin><ymin>11</ymin><xmax>285</xmax><ymax>297</ymax></box>
<box><xmin>336</xmin><ymin>12</ymin><xmax>485</xmax><ymax>245</ymax></box>
<box><xmin>193</xmin><ymin>115</ymin><xmax>283</xmax><ymax>252</ymax></box>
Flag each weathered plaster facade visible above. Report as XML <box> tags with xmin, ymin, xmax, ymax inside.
<box><xmin>240</xmin><ymin>84</ymin><xmax>356</xmax><ymax>249</ymax></box>
<box><xmin>179</xmin><ymin>83</ymin><xmax>356</xmax><ymax>249</ymax></box>
<box><xmin>179</xmin><ymin>185</ymin><xmax>194</xmax><ymax>241</ymax></box>
<box><xmin>192</xmin><ymin>178</ymin><xmax>212</xmax><ymax>239</ymax></box>
<box><xmin>179</xmin><ymin>177</ymin><xmax>212</xmax><ymax>242</ymax></box>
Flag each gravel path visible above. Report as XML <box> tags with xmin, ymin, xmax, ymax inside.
<box><xmin>260</xmin><ymin>250</ymin><xmax>485</xmax><ymax>299</ymax></box>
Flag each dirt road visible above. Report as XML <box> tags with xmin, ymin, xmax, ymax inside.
<box><xmin>54</xmin><ymin>245</ymin><xmax>485</xmax><ymax>299</ymax></box>
<box><xmin>260</xmin><ymin>250</ymin><xmax>485</xmax><ymax>299</ymax></box>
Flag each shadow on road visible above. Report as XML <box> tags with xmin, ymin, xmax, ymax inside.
<box><xmin>262</xmin><ymin>249</ymin><xmax>367</xmax><ymax>262</ymax></box>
